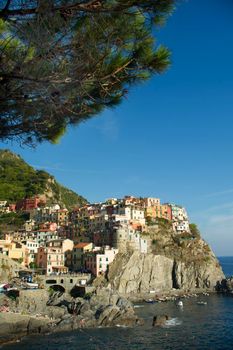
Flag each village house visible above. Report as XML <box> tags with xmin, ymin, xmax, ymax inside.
<box><xmin>117</xmin><ymin>203</ymin><xmax>145</xmax><ymax>225</ymax></box>
<box><xmin>0</xmin><ymin>201</ymin><xmax>9</xmax><ymax>213</ymax></box>
<box><xmin>56</xmin><ymin>209</ymin><xmax>69</xmax><ymax>226</ymax></box>
<box><xmin>16</xmin><ymin>197</ymin><xmax>42</xmax><ymax>212</ymax></box>
<box><xmin>170</xmin><ymin>204</ymin><xmax>190</xmax><ymax>233</ymax></box>
<box><xmin>36</xmin><ymin>239</ymin><xmax>73</xmax><ymax>274</ymax></box>
<box><xmin>84</xmin><ymin>246</ymin><xmax>118</xmax><ymax>276</ymax></box>
<box><xmin>88</xmin><ymin>214</ymin><xmax>109</xmax><ymax>233</ymax></box>
<box><xmin>112</xmin><ymin>223</ymin><xmax>149</xmax><ymax>253</ymax></box>
<box><xmin>24</xmin><ymin>219</ymin><xmax>35</xmax><ymax>232</ymax></box>
<box><xmin>173</xmin><ymin>221</ymin><xmax>190</xmax><ymax>233</ymax></box>
<box><xmin>31</xmin><ymin>229</ymin><xmax>59</xmax><ymax>246</ymax></box>
<box><xmin>31</xmin><ymin>205</ymin><xmax>59</xmax><ymax>224</ymax></box>
<box><xmin>0</xmin><ymin>201</ymin><xmax>7</xmax><ymax>207</ymax></box>
<box><xmin>144</xmin><ymin>197</ymin><xmax>160</xmax><ymax>207</ymax></box>
<box><xmin>71</xmin><ymin>242</ymin><xmax>94</xmax><ymax>271</ymax></box>
<box><xmin>0</xmin><ymin>237</ymin><xmax>27</xmax><ymax>265</ymax></box>
<box><xmin>21</xmin><ymin>239</ymin><xmax>39</xmax><ymax>267</ymax></box>
<box><xmin>145</xmin><ymin>203</ymin><xmax>172</xmax><ymax>222</ymax></box>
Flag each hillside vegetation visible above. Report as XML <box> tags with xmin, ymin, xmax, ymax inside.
<box><xmin>0</xmin><ymin>149</ymin><xmax>87</xmax><ymax>209</ymax></box>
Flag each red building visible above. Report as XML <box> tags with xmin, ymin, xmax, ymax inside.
<box><xmin>9</xmin><ymin>204</ymin><xmax>16</xmax><ymax>212</ymax></box>
<box><xmin>16</xmin><ymin>197</ymin><xmax>40</xmax><ymax>211</ymax></box>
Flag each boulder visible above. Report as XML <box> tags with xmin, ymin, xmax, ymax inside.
<box><xmin>46</xmin><ymin>306</ymin><xmax>66</xmax><ymax>320</ymax></box>
<box><xmin>152</xmin><ymin>315</ymin><xmax>170</xmax><ymax>327</ymax></box>
<box><xmin>0</xmin><ymin>313</ymin><xmax>51</xmax><ymax>344</ymax></box>
<box><xmin>216</xmin><ymin>277</ymin><xmax>233</xmax><ymax>293</ymax></box>
<box><xmin>97</xmin><ymin>305</ymin><xmax>121</xmax><ymax>326</ymax></box>
<box><xmin>27</xmin><ymin>317</ymin><xmax>50</xmax><ymax>334</ymax></box>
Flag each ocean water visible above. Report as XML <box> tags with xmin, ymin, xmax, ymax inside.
<box><xmin>218</xmin><ymin>256</ymin><xmax>233</xmax><ymax>277</ymax></box>
<box><xmin>2</xmin><ymin>257</ymin><xmax>233</xmax><ymax>350</ymax></box>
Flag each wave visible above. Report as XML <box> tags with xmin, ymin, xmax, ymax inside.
<box><xmin>134</xmin><ymin>305</ymin><xmax>144</xmax><ymax>308</ymax></box>
<box><xmin>164</xmin><ymin>318</ymin><xmax>182</xmax><ymax>328</ymax></box>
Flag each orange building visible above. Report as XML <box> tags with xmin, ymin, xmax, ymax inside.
<box><xmin>145</xmin><ymin>204</ymin><xmax>172</xmax><ymax>221</ymax></box>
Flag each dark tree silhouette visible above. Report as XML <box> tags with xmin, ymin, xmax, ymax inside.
<box><xmin>0</xmin><ymin>0</ymin><xmax>175</xmax><ymax>145</ymax></box>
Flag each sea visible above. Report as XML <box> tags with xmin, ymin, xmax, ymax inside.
<box><xmin>2</xmin><ymin>257</ymin><xmax>233</xmax><ymax>350</ymax></box>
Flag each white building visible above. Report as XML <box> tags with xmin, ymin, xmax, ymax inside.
<box><xmin>22</xmin><ymin>239</ymin><xmax>39</xmax><ymax>266</ymax></box>
<box><xmin>117</xmin><ymin>205</ymin><xmax>145</xmax><ymax>224</ymax></box>
<box><xmin>113</xmin><ymin>224</ymin><xmax>149</xmax><ymax>253</ymax></box>
<box><xmin>84</xmin><ymin>246</ymin><xmax>118</xmax><ymax>276</ymax></box>
<box><xmin>144</xmin><ymin>197</ymin><xmax>160</xmax><ymax>207</ymax></box>
<box><xmin>171</xmin><ymin>204</ymin><xmax>188</xmax><ymax>222</ymax></box>
<box><xmin>175</xmin><ymin>221</ymin><xmax>190</xmax><ymax>233</ymax></box>
<box><xmin>170</xmin><ymin>204</ymin><xmax>190</xmax><ymax>233</ymax></box>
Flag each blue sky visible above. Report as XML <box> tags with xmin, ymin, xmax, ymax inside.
<box><xmin>1</xmin><ymin>0</ymin><xmax>233</xmax><ymax>255</ymax></box>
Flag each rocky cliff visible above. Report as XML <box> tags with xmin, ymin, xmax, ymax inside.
<box><xmin>0</xmin><ymin>254</ymin><xmax>26</xmax><ymax>282</ymax></box>
<box><xmin>107</xmin><ymin>224</ymin><xmax>224</xmax><ymax>295</ymax></box>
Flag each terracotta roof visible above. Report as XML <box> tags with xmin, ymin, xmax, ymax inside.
<box><xmin>74</xmin><ymin>242</ymin><xmax>90</xmax><ymax>249</ymax></box>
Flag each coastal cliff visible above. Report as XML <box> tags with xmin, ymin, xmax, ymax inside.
<box><xmin>107</xmin><ymin>223</ymin><xmax>224</xmax><ymax>295</ymax></box>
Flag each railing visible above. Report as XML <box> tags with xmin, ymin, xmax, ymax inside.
<box><xmin>45</xmin><ymin>272</ymin><xmax>90</xmax><ymax>277</ymax></box>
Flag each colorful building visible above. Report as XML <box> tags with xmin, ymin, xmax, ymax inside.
<box><xmin>71</xmin><ymin>242</ymin><xmax>94</xmax><ymax>271</ymax></box>
<box><xmin>36</xmin><ymin>239</ymin><xmax>73</xmax><ymax>274</ymax></box>
<box><xmin>84</xmin><ymin>247</ymin><xmax>118</xmax><ymax>276</ymax></box>
<box><xmin>16</xmin><ymin>197</ymin><xmax>41</xmax><ymax>211</ymax></box>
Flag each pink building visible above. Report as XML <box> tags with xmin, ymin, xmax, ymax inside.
<box><xmin>84</xmin><ymin>247</ymin><xmax>118</xmax><ymax>276</ymax></box>
<box><xmin>36</xmin><ymin>239</ymin><xmax>73</xmax><ymax>274</ymax></box>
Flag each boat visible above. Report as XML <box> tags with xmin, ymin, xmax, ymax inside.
<box><xmin>197</xmin><ymin>301</ymin><xmax>207</xmax><ymax>305</ymax></box>
<box><xmin>133</xmin><ymin>304</ymin><xmax>144</xmax><ymax>308</ymax></box>
<box><xmin>177</xmin><ymin>300</ymin><xmax>183</xmax><ymax>307</ymax></box>
<box><xmin>25</xmin><ymin>282</ymin><xmax>39</xmax><ymax>289</ymax></box>
<box><xmin>0</xmin><ymin>284</ymin><xmax>7</xmax><ymax>293</ymax></box>
<box><xmin>0</xmin><ymin>283</ymin><xmax>10</xmax><ymax>292</ymax></box>
<box><xmin>144</xmin><ymin>298</ymin><xmax>156</xmax><ymax>304</ymax></box>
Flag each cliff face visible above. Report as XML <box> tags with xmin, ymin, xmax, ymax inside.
<box><xmin>107</xmin><ymin>227</ymin><xmax>224</xmax><ymax>295</ymax></box>
<box><xmin>0</xmin><ymin>254</ymin><xmax>26</xmax><ymax>282</ymax></box>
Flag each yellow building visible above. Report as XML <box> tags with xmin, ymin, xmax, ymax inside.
<box><xmin>72</xmin><ymin>242</ymin><xmax>94</xmax><ymax>271</ymax></box>
<box><xmin>0</xmin><ymin>239</ymin><xmax>27</xmax><ymax>265</ymax></box>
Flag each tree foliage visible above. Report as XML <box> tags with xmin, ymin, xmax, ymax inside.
<box><xmin>0</xmin><ymin>0</ymin><xmax>175</xmax><ymax>145</ymax></box>
<box><xmin>0</xmin><ymin>149</ymin><xmax>87</xmax><ymax>207</ymax></box>
<box><xmin>189</xmin><ymin>223</ymin><xmax>201</xmax><ymax>238</ymax></box>
<box><xmin>0</xmin><ymin>212</ymin><xmax>29</xmax><ymax>231</ymax></box>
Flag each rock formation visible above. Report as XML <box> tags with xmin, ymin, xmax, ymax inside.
<box><xmin>152</xmin><ymin>315</ymin><xmax>170</xmax><ymax>327</ymax></box>
<box><xmin>0</xmin><ymin>254</ymin><xmax>26</xmax><ymax>282</ymax></box>
<box><xmin>0</xmin><ymin>287</ymin><xmax>142</xmax><ymax>345</ymax></box>
<box><xmin>216</xmin><ymin>277</ymin><xmax>233</xmax><ymax>294</ymax></box>
<box><xmin>107</xmin><ymin>228</ymin><xmax>224</xmax><ymax>296</ymax></box>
